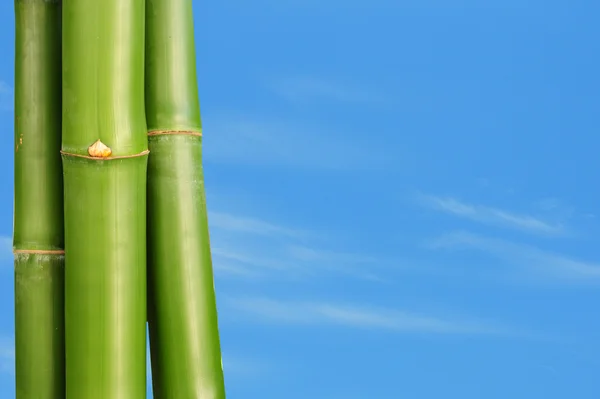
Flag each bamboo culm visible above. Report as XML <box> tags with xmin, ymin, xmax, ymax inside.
<box><xmin>62</xmin><ymin>0</ymin><xmax>148</xmax><ymax>397</ymax></box>
<box><xmin>14</xmin><ymin>0</ymin><xmax>64</xmax><ymax>397</ymax></box>
<box><xmin>145</xmin><ymin>0</ymin><xmax>227</xmax><ymax>397</ymax></box>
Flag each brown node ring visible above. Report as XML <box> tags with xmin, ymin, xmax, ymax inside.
<box><xmin>147</xmin><ymin>130</ymin><xmax>202</xmax><ymax>137</ymax></box>
<box><xmin>61</xmin><ymin>139</ymin><xmax>149</xmax><ymax>160</ymax></box>
<box><xmin>60</xmin><ymin>149</ymin><xmax>150</xmax><ymax>160</ymax></box>
<box><xmin>13</xmin><ymin>249</ymin><xmax>65</xmax><ymax>255</ymax></box>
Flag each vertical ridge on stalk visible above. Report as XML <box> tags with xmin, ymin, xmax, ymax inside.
<box><xmin>14</xmin><ymin>0</ymin><xmax>64</xmax><ymax>397</ymax></box>
<box><xmin>62</xmin><ymin>0</ymin><xmax>148</xmax><ymax>397</ymax></box>
<box><xmin>145</xmin><ymin>0</ymin><xmax>226</xmax><ymax>397</ymax></box>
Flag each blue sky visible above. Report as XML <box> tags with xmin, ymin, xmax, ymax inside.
<box><xmin>2</xmin><ymin>0</ymin><xmax>600</xmax><ymax>398</ymax></box>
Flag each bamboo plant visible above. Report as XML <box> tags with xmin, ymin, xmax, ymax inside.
<box><xmin>61</xmin><ymin>0</ymin><xmax>148</xmax><ymax>397</ymax></box>
<box><xmin>14</xmin><ymin>0</ymin><xmax>64</xmax><ymax>397</ymax></box>
<box><xmin>145</xmin><ymin>0</ymin><xmax>227</xmax><ymax>397</ymax></box>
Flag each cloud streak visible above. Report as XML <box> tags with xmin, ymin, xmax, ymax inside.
<box><xmin>209</xmin><ymin>211</ymin><xmax>306</xmax><ymax>239</ymax></box>
<box><xmin>224</xmin><ymin>296</ymin><xmax>534</xmax><ymax>338</ymax></box>
<box><xmin>416</xmin><ymin>194</ymin><xmax>563</xmax><ymax>235</ymax></box>
<box><xmin>211</xmin><ymin>240</ymin><xmax>383</xmax><ymax>282</ymax></box>
<box><xmin>268</xmin><ymin>75</ymin><xmax>383</xmax><ymax>104</ymax></box>
<box><xmin>0</xmin><ymin>236</ymin><xmax>11</xmax><ymax>260</ymax></box>
<box><xmin>285</xmin><ymin>244</ymin><xmax>377</xmax><ymax>264</ymax></box>
<box><xmin>429</xmin><ymin>231</ymin><xmax>600</xmax><ymax>282</ymax></box>
<box><xmin>202</xmin><ymin>114</ymin><xmax>390</xmax><ymax>171</ymax></box>
<box><xmin>0</xmin><ymin>82</ymin><xmax>12</xmax><ymax>112</ymax></box>
<box><xmin>0</xmin><ymin>336</ymin><xmax>14</xmax><ymax>376</ymax></box>
<box><xmin>208</xmin><ymin>211</ymin><xmax>384</xmax><ymax>281</ymax></box>
<box><xmin>221</xmin><ymin>355</ymin><xmax>269</xmax><ymax>377</ymax></box>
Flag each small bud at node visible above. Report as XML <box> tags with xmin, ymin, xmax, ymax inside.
<box><xmin>88</xmin><ymin>139</ymin><xmax>112</xmax><ymax>158</ymax></box>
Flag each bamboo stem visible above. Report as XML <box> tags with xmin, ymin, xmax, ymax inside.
<box><xmin>14</xmin><ymin>0</ymin><xmax>64</xmax><ymax>397</ymax></box>
<box><xmin>145</xmin><ymin>0</ymin><xmax>226</xmax><ymax>397</ymax></box>
<box><xmin>62</xmin><ymin>0</ymin><xmax>148</xmax><ymax>397</ymax></box>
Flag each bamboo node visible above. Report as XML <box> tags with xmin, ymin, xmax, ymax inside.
<box><xmin>147</xmin><ymin>130</ymin><xmax>202</xmax><ymax>137</ymax></box>
<box><xmin>88</xmin><ymin>139</ymin><xmax>112</xmax><ymax>158</ymax></box>
<box><xmin>13</xmin><ymin>249</ymin><xmax>65</xmax><ymax>255</ymax></box>
<box><xmin>61</xmin><ymin>149</ymin><xmax>149</xmax><ymax>160</ymax></box>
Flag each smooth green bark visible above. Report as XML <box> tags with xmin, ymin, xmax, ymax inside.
<box><xmin>147</xmin><ymin>137</ymin><xmax>225</xmax><ymax>399</ymax></box>
<box><xmin>62</xmin><ymin>0</ymin><xmax>147</xmax><ymax>397</ymax></box>
<box><xmin>145</xmin><ymin>0</ymin><xmax>226</xmax><ymax>397</ymax></box>
<box><xmin>14</xmin><ymin>255</ymin><xmax>64</xmax><ymax>399</ymax></box>
<box><xmin>145</xmin><ymin>0</ymin><xmax>201</xmax><ymax>132</ymax></box>
<box><xmin>14</xmin><ymin>0</ymin><xmax>64</xmax><ymax>397</ymax></box>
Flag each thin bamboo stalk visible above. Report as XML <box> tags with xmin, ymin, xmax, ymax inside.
<box><xmin>62</xmin><ymin>0</ymin><xmax>148</xmax><ymax>397</ymax></box>
<box><xmin>145</xmin><ymin>0</ymin><xmax>226</xmax><ymax>397</ymax></box>
<box><xmin>14</xmin><ymin>0</ymin><xmax>64</xmax><ymax>397</ymax></box>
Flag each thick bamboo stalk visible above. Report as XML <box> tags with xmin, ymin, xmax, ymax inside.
<box><xmin>13</xmin><ymin>0</ymin><xmax>64</xmax><ymax>398</ymax></box>
<box><xmin>145</xmin><ymin>0</ymin><xmax>226</xmax><ymax>397</ymax></box>
<box><xmin>62</xmin><ymin>0</ymin><xmax>148</xmax><ymax>397</ymax></box>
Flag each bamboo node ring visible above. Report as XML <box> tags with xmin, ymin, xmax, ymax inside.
<box><xmin>13</xmin><ymin>249</ymin><xmax>65</xmax><ymax>255</ymax></box>
<box><xmin>147</xmin><ymin>130</ymin><xmax>202</xmax><ymax>137</ymax></box>
<box><xmin>60</xmin><ymin>149</ymin><xmax>149</xmax><ymax>160</ymax></box>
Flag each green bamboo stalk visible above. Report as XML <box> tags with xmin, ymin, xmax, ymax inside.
<box><xmin>145</xmin><ymin>0</ymin><xmax>226</xmax><ymax>397</ymax></box>
<box><xmin>62</xmin><ymin>0</ymin><xmax>148</xmax><ymax>397</ymax></box>
<box><xmin>14</xmin><ymin>0</ymin><xmax>64</xmax><ymax>398</ymax></box>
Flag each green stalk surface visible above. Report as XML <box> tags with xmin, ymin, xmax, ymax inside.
<box><xmin>62</xmin><ymin>1</ymin><xmax>148</xmax><ymax>398</ymax></box>
<box><xmin>145</xmin><ymin>0</ymin><xmax>226</xmax><ymax>397</ymax></box>
<box><xmin>14</xmin><ymin>0</ymin><xmax>64</xmax><ymax>398</ymax></box>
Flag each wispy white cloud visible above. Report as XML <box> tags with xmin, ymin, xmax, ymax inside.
<box><xmin>224</xmin><ymin>296</ymin><xmax>534</xmax><ymax>338</ymax></box>
<box><xmin>212</xmin><ymin>247</ymin><xmax>290</xmax><ymax>273</ymax></box>
<box><xmin>211</xmin><ymin>241</ymin><xmax>383</xmax><ymax>282</ymax></box>
<box><xmin>428</xmin><ymin>231</ymin><xmax>600</xmax><ymax>282</ymax></box>
<box><xmin>268</xmin><ymin>75</ymin><xmax>383</xmax><ymax>104</ymax></box>
<box><xmin>416</xmin><ymin>193</ymin><xmax>564</xmax><ymax>235</ymax></box>
<box><xmin>0</xmin><ymin>336</ymin><xmax>14</xmax><ymax>376</ymax></box>
<box><xmin>285</xmin><ymin>244</ymin><xmax>376</xmax><ymax>264</ymax></box>
<box><xmin>222</xmin><ymin>355</ymin><xmax>270</xmax><ymax>377</ymax></box>
<box><xmin>209</xmin><ymin>211</ymin><xmax>306</xmax><ymax>239</ymax></box>
<box><xmin>208</xmin><ymin>211</ymin><xmax>384</xmax><ymax>282</ymax></box>
<box><xmin>202</xmin><ymin>114</ymin><xmax>390</xmax><ymax>171</ymax></box>
<box><xmin>534</xmin><ymin>197</ymin><xmax>563</xmax><ymax>212</ymax></box>
<box><xmin>532</xmin><ymin>197</ymin><xmax>584</xmax><ymax>224</ymax></box>
<box><xmin>284</xmin><ymin>245</ymin><xmax>384</xmax><ymax>281</ymax></box>
<box><xmin>0</xmin><ymin>236</ymin><xmax>12</xmax><ymax>260</ymax></box>
<box><xmin>0</xmin><ymin>82</ymin><xmax>12</xmax><ymax>112</ymax></box>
